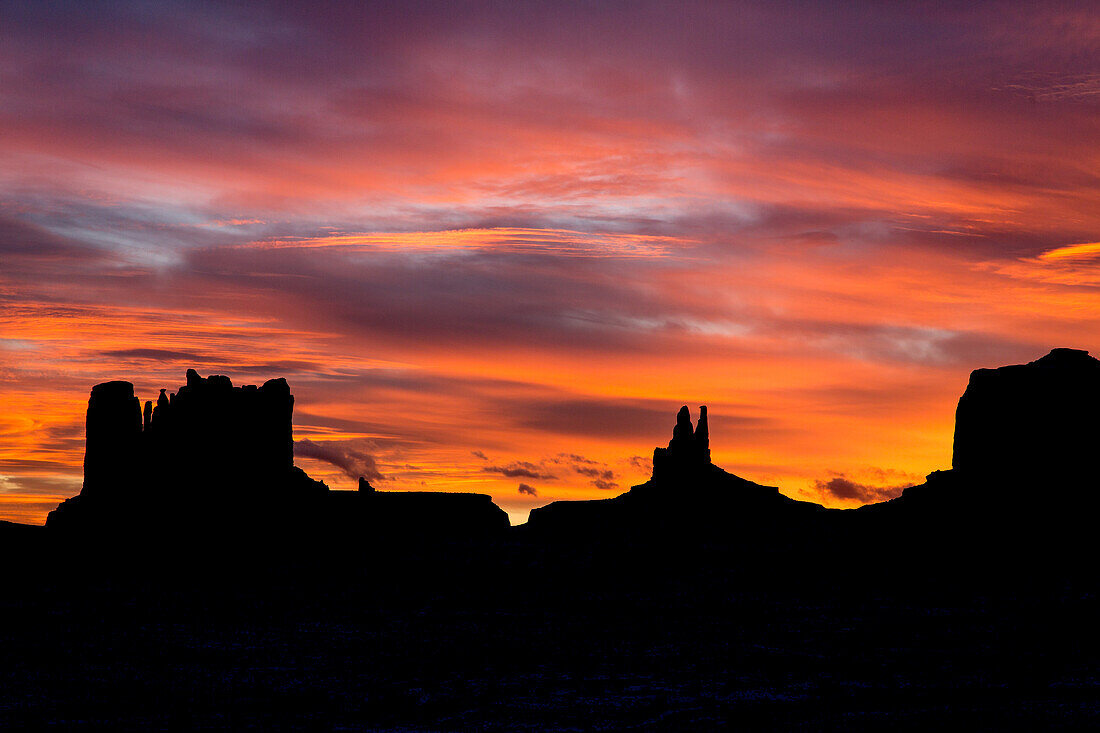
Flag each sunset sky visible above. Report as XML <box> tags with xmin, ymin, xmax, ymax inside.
<box><xmin>1</xmin><ymin>2</ymin><xmax>1098</xmax><ymax>525</ymax></box>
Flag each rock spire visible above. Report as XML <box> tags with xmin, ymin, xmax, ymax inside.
<box><xmin>652</xmin><ymin>405</ymin><xmax>712</xmax><ymax>480</ymax></box>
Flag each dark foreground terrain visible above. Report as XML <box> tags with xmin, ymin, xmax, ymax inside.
<box><xmin>1</xmin><ymin>531</ymin><xmax>1096</xmax><ymax>731</ymax></box>
<box><xmin>4</xmin><ymin>350</ymin><xmax>1099</xmax><ymax>729</ymax></box>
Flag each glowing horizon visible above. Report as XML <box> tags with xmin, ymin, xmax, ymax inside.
<box><xmin>2</xmin><ymin>2</ymin><xmax>1098</xmax><ymax>526</ymax></box>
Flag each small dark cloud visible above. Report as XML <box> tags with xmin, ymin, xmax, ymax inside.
<box><xmin>552</xmin><ymin>452</ymin><xmax>618</xmax><ymax>481</ymax></box>
<box><xmin>813</xmin><ymin>475</ymin><xmax>906</xmax><ymax>504</ymax></box>
<box><xmin>552</xmin><ymin>452</ymin><xmax>622</xmax><ymax>488</ymax></box>
<box><xmin>628</xmin><ymin>455</ymin><xmax>650</xmax><ymax>471</ymax></box>
<box><xmin>556</xmin><ymin>452</ymin><xmax>598</xmax><ymax>465</ymax></box>
<box><xmin>482</xmin><ymin>462</ymin><xmax>555</xmax><ymax>480</ymax></box>
<box><xmin>575</xmin><ymin>466</ymin><xmax>615</xmax><ymax>481</ymax></box>
<box><xmin>472</xmin><ymin>450</ymin><xmax>488</xmax><ymax>460</ymax></box>
<box><xmin>294</xmin><ymin>439</ymin><xmax>385</xmax><ymax>482</ymax></box>
<box><xmin>517</xmin><ymin>483</ymin><xmax>538</xmax><ymax>497</ymax></box>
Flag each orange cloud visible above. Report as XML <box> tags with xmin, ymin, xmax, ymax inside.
<box><xmin>1038</xmin><ymin>242</ymin><xmax>1100</xmax><ymax>262</ymax></box>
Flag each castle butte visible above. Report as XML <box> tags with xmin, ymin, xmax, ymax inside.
<box><xmin>47</xmin><ymin>369</ymin><xmax>509</xmax><ymax>540</ymax></box>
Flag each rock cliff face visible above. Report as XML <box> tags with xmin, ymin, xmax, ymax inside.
<box><xmin>952</xmin><ymin>348</ymin><xmax>1100</xmax><ymax>480</ymax></box>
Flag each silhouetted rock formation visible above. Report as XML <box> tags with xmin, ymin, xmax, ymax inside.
<box><xmin>854</xmin><ymin>348</ymin><xmax>1100</xmax><ymax>562</ymax></box>
<box><xmin>39</xmin><ymin>349</ymin><xmax>1100</xmax><ymax>560</ymax></box>
<box><xmin>81</xmin><ymin>380</ymin><xmax>143</xmax><ymax>502</ymax></box>
<box><xmin>5</xmin><ymin>355</ymin><xmax>1098</xmax><ymax>732</ymax></box>
<box><xmin>652</xmin><ymin>405</ymin><xmax>711</xmax><ymax>480</ymax></box>
<box><xmin>527</xmin><ymin>405</ymin><xmax>828</xmax><ymax>539</ymax></box>
<box><xmin>326</xmin><ymin>489</ymin><xmax>508</xmax><ymax>539</ymax></box>
<box><xmin>529</xmin><ymin>348</ymin><xmax>1100</xmax><ymax>560</ymax></box>
<box><xmin>47</xmin><ymin>370</ymin><xmax>509</xmax><ymax>543</ymax></box>
<box><xmin>48</xmin><ymin>371</ymin><xmax>316</xmax><ymax>533</ymax></box>
<box><xmin>952</xmin><ymin>347</ymin><xmax>1100</xmax><ymax>481</ymax></box>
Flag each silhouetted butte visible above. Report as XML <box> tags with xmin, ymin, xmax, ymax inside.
<box><xmin>526</xmin><ymin>404</ymin><xmax>829</xmax><ymax>543</ymax></box>
<box><xmin>46</xmin><ymin>370</ymin><xmax>509</xmax><ymax>544</ymax></box>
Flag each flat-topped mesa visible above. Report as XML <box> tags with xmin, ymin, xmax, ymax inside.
<box><xmin>652</xmin><ymin>405</ymin><xmax>712</xmax><ymax>481</ymax></box>
<box><xmin>952</xmin><ymin>347</ymin><xmax>1100</xmax><ymax>481</ymax></box>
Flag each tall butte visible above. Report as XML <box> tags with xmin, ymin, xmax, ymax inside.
<box><xmin>47</xmin><ymin>369</ymin><xmax>321</xmax><ymax>532</ymax></box>
<box><xmin>951</xmin><ymin>347</ymin><xmax>1100</xmax><ymax>482</ymax></box>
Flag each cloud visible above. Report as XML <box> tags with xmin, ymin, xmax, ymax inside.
<box><xmin>986</xmin><ymin>242</ymin><xmax>1100</xmax><ymax>288</ymax></box>
<box><xmin>0</xmin><ymin>474</ymin><xmax>81</xmax><ymax>497</ymax></box>
<box><xmin>1038</xmin><ymin>242</ymin><xmax>1100</xmax><ymax>262</ymax></box>
<box><xmin>557</xmin><ymin>453</ymin><xmax>598</xmax><ymax>465</ymax></box>
<box><xmin>517</xmin><ymin>483</ymin><xmax>538</xmax><ymax>497</ymax></box>
<box><xmin>813</xmin><ymin>475</ymin><xmax>907</xmax><ymax>505</ymax></box>
<box><xmin>998</xmin><ymin>72</ymin><xmax>1100</xmax><ymax>103</ymax></box>
<box><xmin>550</xmin><ymin>453</ymin><xmax>620</xmax><ymax>490</ymax></box>
<box><xmin>0</xmin><ymin>215</ymin><xmax>105</xmax><ymax>260</ymax></box>
<box><xmin>0</xmin><ymin>475</ymin><xmax>82</xmax><ymax>525</ymax></box>
<box><xmin>178</xmin><ymin>235</ymin><xmax>695</xmax><ymax>356</ymax></box>
<box><xmin>574</xmin><ymin>466</ymin><xmax>615</xmax><ymax>481</ymax></box>
<box><xmin>293</xmin><ymin>439</ymin><xmax>385</xmax><ymax>482</ymax></box>
<box><xmin>482</xmin><ymin>462</ymin><xmax>555</xmax><ymax>480</ymax></box>
<box><xmin>487</xmin><ymin>454</ymin><xmax>619</xmax><ymax>490</ymax></box>
<box><xmin>0</xmin><ymin>458</ymin><xmax>80</xmax><ymax>474</ymax></box>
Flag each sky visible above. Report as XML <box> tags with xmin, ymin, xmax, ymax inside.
<box><xmin>1</xmin><ymin>1</ymin><xmax>1098</xmax><ymax>525</ymax></box>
